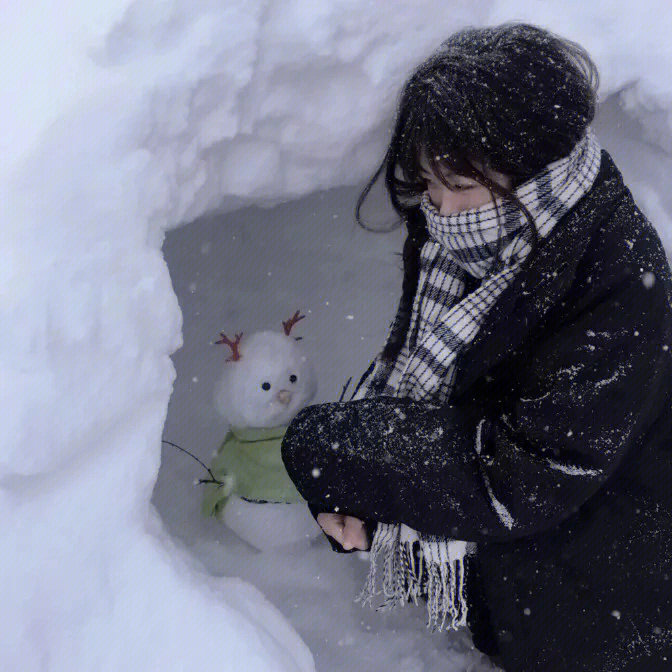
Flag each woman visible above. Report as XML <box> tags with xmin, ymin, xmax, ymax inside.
<box><xmin>281</xmin><ymin>22</ymin><xmax>672</xmax><ymax>671</ymax></box>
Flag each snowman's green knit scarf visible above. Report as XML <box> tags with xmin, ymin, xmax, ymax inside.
<box><xmin>202</xmin><ymin>425</ymin><xmax>304</xmax><ymax>517</ymax></box>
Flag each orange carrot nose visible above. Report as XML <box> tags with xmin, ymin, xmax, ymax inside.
<box><xmin>276</xmin><ymin>389</ymin><xmax>292</xmax><ymax>405</ymax></box>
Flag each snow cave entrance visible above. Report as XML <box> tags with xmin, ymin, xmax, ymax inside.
<box><xmin>150</xmin><ymin>184</ymin><xmax>488</xmax><ymax>670</ymax></box>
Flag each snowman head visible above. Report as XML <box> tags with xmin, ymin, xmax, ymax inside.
<box><xmin>213</xmin><ymin>311</ymin><xmax>317</xmax><ymax>428</ymax></box>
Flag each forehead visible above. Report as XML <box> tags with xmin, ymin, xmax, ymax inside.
<box><xmin>418</xmin><ymin>154</ymin><xmax>454</xmax><ymax>176</ymax></box>
<box><xmin>418</xmin><ymin>151</ymin><xmax>484</xmax><ymax>177</ymax></box>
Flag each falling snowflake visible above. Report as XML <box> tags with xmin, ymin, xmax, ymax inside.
<box><xmin>642</xmin><ymin>271</ymin><xmax>656</xmax><ymax>289</ymax></box>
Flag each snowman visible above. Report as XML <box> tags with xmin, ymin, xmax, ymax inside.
<box><xmin>201</xmin><ymin>310</ymin><xmax>321</xmax><ymax>550</ymax></box>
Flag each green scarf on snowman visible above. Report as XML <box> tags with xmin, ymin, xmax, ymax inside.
<box><xmin>202</xmin><ymin>425</ymin><xmax>304</xmax><ymax>517</ymax></box>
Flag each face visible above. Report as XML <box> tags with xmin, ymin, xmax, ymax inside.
<box><xmin>419</xmin><ymin>157</ymin><xmax>513</xmax><ymax>215</ymax></box>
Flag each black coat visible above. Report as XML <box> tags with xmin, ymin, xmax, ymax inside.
<box><xmin>281</xmin><ymin>151</ymin><xmax>672</xmax><ymax>672</ymax></box>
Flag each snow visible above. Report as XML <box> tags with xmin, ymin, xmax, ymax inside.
<box><xmin>3</xmin><ymin>1</ymin><xmax>672</xmax><ymax>671</ymax></box>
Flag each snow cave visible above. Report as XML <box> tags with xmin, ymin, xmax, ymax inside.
<box><xmin>4</xmin><ymin>2</ymin><xmax>672</xmax><ymax>671</ymax></box>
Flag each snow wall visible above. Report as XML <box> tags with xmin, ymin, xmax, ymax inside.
<box><xmin>2</xmin><ymin>1</ymin><xmax>672</xmax><ymax>670</ymax></box>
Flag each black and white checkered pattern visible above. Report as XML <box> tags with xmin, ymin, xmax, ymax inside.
<box><xmin>354</xmin><ymin>129</ymin><xmax>603</xmax><ymax>631</ymax></box>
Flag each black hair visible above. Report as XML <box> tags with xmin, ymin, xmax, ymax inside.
<box><xmin>355</xmin><ymin>22</ymin><xmax>600</xmax><ymax>361</ymax></box>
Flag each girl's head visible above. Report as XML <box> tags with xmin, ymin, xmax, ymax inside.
<box><xmin>357</xmin><ymin>22</ymin><xmax>600</xmax><ymax>224</ymax></box>
<box><xmin>358</xmin><ymin>23</ymin><xmax>600</xmax><ymax>362</ymax></box>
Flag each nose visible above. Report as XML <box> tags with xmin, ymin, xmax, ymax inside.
<box><xmin>276</xmin><ymin>389</ymin><xmax>292</xmax><ymax>405</ymax></box>
<box><xmin>437</xmin><ymin>190</ymin><xmax>455</xmax><ymax>216</ymax></box>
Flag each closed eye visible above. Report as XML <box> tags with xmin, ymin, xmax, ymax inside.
<box><xmin>423</xmin><ymin>178</ymin><xmax>474</xmax><ymax>192</ymax></box>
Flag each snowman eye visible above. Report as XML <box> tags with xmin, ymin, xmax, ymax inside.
<box><xmin>289</xmin><ymin>374</ymin><xmax>297</xmax><ymax>384</ymax></box>
<box><xmin>261</xmin><ymin>382</ymin><xmax>271</xmax><ymax>391</ymax></box>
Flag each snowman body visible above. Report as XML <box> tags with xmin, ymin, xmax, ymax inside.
<box><xmin>221</xmin><ymin>497</ymin><xmax>319</xmax><ymax>551</ymax></box>
<box><xmin>203</xmin><ymin>327</ymin><xmax>321</xmax><ymax>550</ymax></box>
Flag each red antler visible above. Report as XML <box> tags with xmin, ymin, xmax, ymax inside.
<box><xmin>215</xmin><ymin>332</ymin><xmax>243</xmax><ymax>361</ymax></box>
<box><xmin>282</xmin><ymin>310</ymin><xmax>305</xmax><ymax>336</ymax></box>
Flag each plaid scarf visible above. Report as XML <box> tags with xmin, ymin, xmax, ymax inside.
<box><xmin>353</xmin><ymin>129</ymin><xmax>602</xmax><ymax>631</ymax></box>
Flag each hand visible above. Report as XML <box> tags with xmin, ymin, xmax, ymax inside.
<box><xmin>316</xmin><ymin>513</ymin><xmax>370</xmax><ymax>551</ymax></box>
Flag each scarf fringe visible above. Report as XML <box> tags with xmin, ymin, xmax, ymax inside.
<box><xmin>356</xmin><ymin>523</ymin><xmax>468</xmax><ymax>632</ymax></box>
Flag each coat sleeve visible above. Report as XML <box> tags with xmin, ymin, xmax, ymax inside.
<box><xmin>281</xmin><ymin>263</ymin><xmax>671</xmax><ymax>544</ymax></box>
